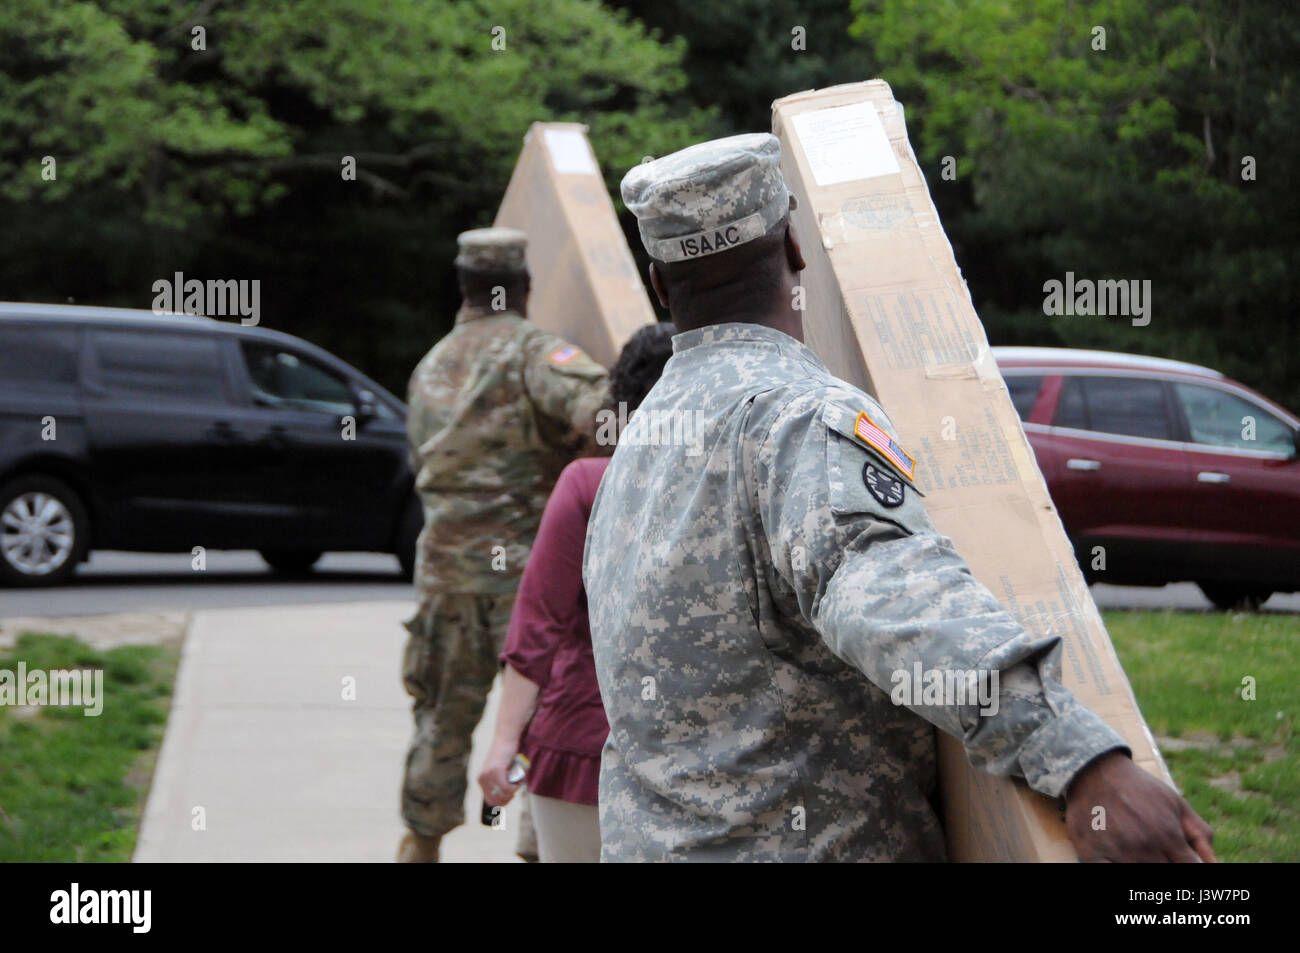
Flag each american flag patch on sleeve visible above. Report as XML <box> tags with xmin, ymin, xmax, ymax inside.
<box><xmin>853</xmin><ymin>411</ymin><xmax>916</xmax><ymax>482</ymax></box>
<box><xmin>549</xmin><ymin>345</ymin><xmax>581</xmax><ymax>365</ymax></box>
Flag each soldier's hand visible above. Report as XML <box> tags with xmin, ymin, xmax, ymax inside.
<box><xmin>1065</xmin><ymin>751</ymin><xmax>1216</xmax><ymax>862</ymax></box>
<box><xmin>477</xmin><ymin>743</ymin><xmax>522</xmax><ymax>808</ymax></box>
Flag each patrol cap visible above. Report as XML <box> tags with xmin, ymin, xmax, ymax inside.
<box><xmin>454</xmin><ymin>227</ymin><xmax>528</xmax><ymax>272</ymax></box>
<box><xmin>620</xmin><ymin>133</ymin><xmax>796</xmax><ymax>264</ymax></box>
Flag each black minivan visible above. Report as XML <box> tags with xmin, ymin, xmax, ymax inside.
<box><xmin>0</xmin><ymin>303</ymin><xmax>421</xmax><ymax>586</ymax></box>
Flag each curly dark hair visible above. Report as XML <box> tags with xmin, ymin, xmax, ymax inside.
<box><xmin>609</xmin><ymin>321</ymin><xmax>677</xmax><ymax>415</ymax></box>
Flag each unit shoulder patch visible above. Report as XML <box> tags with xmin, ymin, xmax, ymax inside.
<box><xmin>863</xmin><ymin>461</ymin><xmax>906</xmax><ymax>508</ymax></box>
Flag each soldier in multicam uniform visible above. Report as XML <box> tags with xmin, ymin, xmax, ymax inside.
<box><xmin>582</xmin><ymin>135</ymin><xmax>1216</xmax><ymax>862</ymax></box>
<box><xmin>400</xmin><ymin>227</ymin><xmax>609</xmax><ymax>862</ymax></box>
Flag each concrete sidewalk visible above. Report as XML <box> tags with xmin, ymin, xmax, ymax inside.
<box><xmin>134</xmin><ymin>601</ymin><xmax>525</xmax><ymax>862</ymax></box>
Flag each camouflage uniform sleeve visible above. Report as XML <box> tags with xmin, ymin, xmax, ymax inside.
<box><xmin>406</xmin><ymin>352</ymin><xmax>438</xmax><ymax>472</ymax></box>
<box><xmin>520</xmin><ymin>329</ymin><xmax>610</xmax><ymax>454</ymax></box>
<box><xmin>747</xmin><ymin>387</ymin><xmax>1130</xmax><ymax>799</ymax></box>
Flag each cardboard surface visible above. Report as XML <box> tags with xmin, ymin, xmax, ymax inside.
<box><xmin>494</xmin><ymin>122</ymin><xmax>654</xmax><ymax>368</ymax></box>
<box><xmin>772</xmin><ymin>81</ymin><xmax>1172</xmax><ymax>862</ymax></box>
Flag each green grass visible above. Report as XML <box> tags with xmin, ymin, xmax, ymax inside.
<box><xmin>0</xmin><ymin>633</ymin><xmax>179</xmax><ymax>862</ymax></box>
<box><xmin>1104</xmin><ymin>609</ymin><xmax>1299</xmax><ymax>863</ymax></box>
<box><xmin>0</xmin><ymin>614</ymin><xmax>1292</xmax><ymax>862</ymax></box>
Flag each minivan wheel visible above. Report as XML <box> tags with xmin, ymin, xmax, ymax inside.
<box><xmin>1198</xmin><ymin>582</ymin><xmax>1272</xmax><ymax>612</ymax></box>
<box><xmin>0</xmin><ymin>475</ymin><xmax>89</xmax><ymax>587</ymax></box>
<box><xmin>260</xmin><ymin>549</ymin><xmax>323</xmax><ymax>575</ymax></box>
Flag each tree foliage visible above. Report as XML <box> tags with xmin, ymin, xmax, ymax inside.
<box><xmin>0</xmin><ymin>0</ymin><xmax>710</xmax><ymax>392</ymax></box>
<box><xmin>850</xmin><ymin>0</ymin><xmax>1299</xmax><ymax>410</ymax></box>
<box><xmin>607</xmin><ymin>0</ymin><xmax>875</xmax><ymax>134</ymax></box>
<box><xmin>2</xmin><ymin>1</ymin><xmax>1296</xmax><ymax>414</ymax></box>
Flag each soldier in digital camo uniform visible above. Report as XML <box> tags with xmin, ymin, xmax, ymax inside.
<box><xmin>581</xmin><ymin>134</ymin><xmax>1215</xmax><ymax>862</ymax></box>
<box><xmin>400</xmin><ymin>227</ymin><xmax>609</xmax><ymax>862</ymax></box>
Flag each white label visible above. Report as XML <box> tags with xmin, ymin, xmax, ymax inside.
<box><xmin>544</xmin><ymin>128</ymin><xmax>598</xmax><ymax>175</ymax></box>
<box><xmin>790</xmin><ymin>102</ymin><xmax>900</xmax><ymax>186</ymax></box>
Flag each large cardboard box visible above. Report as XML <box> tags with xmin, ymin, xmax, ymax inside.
<box><xmin>494</xmin><ymin>122</ymin><xmax>654</xmax><ymax>368</ymax></box>
<box><xmin>772</xmin><ymin>81</ymin><xmax>1172</xmax><ymax>861</ymax></box>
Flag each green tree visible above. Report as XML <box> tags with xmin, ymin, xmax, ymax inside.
<box><xmin>608</xmin><ymin>0</ymin><xmax>876</xmax><ymax>134</ymax></box>
<box><xmin>850</xmin><ymin>0</ymin><xmax>1300</xmax><ymax>410</ymax></box>
<box><xmin>0</xmin><ymin>0</ymin><xmax>710</xmax><ymax>391</ymax></box>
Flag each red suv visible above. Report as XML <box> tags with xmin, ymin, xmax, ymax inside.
<box><xmin>995</xmin><ymin>347</ymin><xmax>1300</xmax><ymax>610</ymax></box>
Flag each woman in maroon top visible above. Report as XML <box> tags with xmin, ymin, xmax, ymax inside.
<box><xmin>479</xmin><ymin>323</ymin><xmax>675</xmax><ymax>862</ymax></box>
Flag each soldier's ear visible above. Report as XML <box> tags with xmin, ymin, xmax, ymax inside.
<box><xmin>785</xmin><ymin>221</ymin><xmax>806</xmax><ymax>274</ymax></box>
<box><xmin>649</xmin><ymin>262</ymin><xmax>670</xmax><ymax>309</ymax></box>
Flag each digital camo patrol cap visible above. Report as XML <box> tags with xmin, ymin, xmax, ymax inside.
<box><xmin>454</xmin><ymin>227</ymin><xmax>528</xmax><ymax>272</ymax></box>
<box><xmin>620</xmin><ymin>133</ymin><xmax>797</xmax><ymax>264</ymax></box>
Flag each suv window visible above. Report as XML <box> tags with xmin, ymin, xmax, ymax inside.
<box><xmin>242</xmin><ymin>342</ymin><xmax>354</xmax><ymax>416</ymax></box>
<box><xmin>1053</xmin><ymin>377</ymin><xmax>1088</xmax><ymax>430</ymax></box>
<box><xmin>1175</xmin><ymin>383</ymin><xmax>1295</xmax><ymax>454</ymax></box>
<box><xmin>1054</xmin><ymin>375</ymin><xmax>1174</xmax><ymax>440</ymax></box>
<box><xmin>1004</xmin><ymin>375</ymin><xmax>1043</xmax><ymax>421</ymax></box>
<box><xmin>0</xmin><ymin>324</ymin><xmax>79</xmax><ymax>390</ymax></box>
<box><xmin>93</xmin><ymin>329</ymin><xmax>227</xmax><ymax>402</ymax></box>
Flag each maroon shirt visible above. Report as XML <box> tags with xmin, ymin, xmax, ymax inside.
<box><xmin>500</xmin><ymin>456</ymin><xmax>610</xmax><ymax>805</ymax></box>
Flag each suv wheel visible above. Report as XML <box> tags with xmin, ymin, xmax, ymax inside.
<box><xmin>1198</xmin><ymin>582</ymin><xmax>1272</xmax><ymax>612</ymax></box>
<box><xmin>260</xmin><ymin>550</ymin><xmax>323</xmax><ymax>575</ymax></box>
<box><xmin>0</xmin><ymin>475</ymin><xmax>89</xmax><ymax>587</ymax></box>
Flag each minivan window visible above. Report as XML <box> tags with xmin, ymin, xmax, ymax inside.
<box><xmin>93</xmin><ymin>329</ymin><xmax>226</xmax><ymax>402</ymax></box>
<box><xmin>1004</xmin><ymin>375</ymin><xmax>1043</xmax><ymax>421</ymax></box>
<box><xmin>1175</xmin><ymin>383</ymin><xmax>1295</xmax><ymax>454</ymax></box>
<box><xmin>1055</xmin><ymin>375</ymin><xmax>1174</xmax><ymax>440</ymax></box>
<box><xmin>0</xmin><ymin>324</ymin><xmax>79</xmax><ymax>389</ymax></box>
<box><xmin>242</xmin><ymin>342</ymin><xmax>354</xmax><ymax>416</ymax></box>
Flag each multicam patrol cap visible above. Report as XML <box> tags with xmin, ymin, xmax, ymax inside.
<box><xmin>454</xmin><ymin>227</ymin><xmax>528</xmax><ymax>272</ymax></box>
<box><xmin>620</xmin><ymin>133</ymin><xmax>796</xmax><ymax>264</ymax></box>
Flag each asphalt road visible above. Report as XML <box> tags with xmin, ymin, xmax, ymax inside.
<box><xmin>1091</xmin><ymin>582</ymin><xmax>1300</xmax><ymax>614</ymax></box>
<box><xmin>0</xmin><ymin>551</ymin><xmax>413</xmax><ymax>617</ymax></box>
<box><xmin>0</xmin><ymin>551</ymin><xmax>1297</xmax><ymax>618</ymax></box>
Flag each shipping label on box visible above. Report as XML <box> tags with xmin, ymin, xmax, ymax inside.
<box><xmin>773</xmin><ymin>81</ymin><xmax>1171</xmax><ymax>862</ymax></box>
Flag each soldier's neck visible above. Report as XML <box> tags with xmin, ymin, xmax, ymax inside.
<box><xmin>671</xmin><ymin>309</ymin><xmax>804</xmax><ymax>344</ymax></box>
<box><xmin>765</xmin><ymin>309</ymin><xmax>804</xmax><ymax>343</ymax></box>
